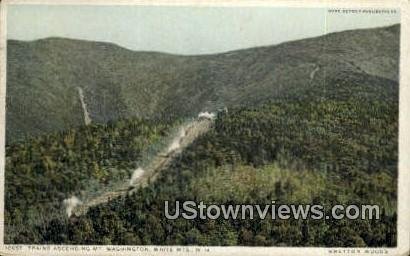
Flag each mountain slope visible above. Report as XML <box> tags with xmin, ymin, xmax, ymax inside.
<box><xmin>6</xmin><ymin>24</ymin><xmax>400</xmax><ymax>143</ymax></box>
<box><xmin>36</xmin><ymin>87</ymin><xmax>398</xmax><ymax>246</ymax></box>
<box><xmin>5</xmin><ymin>24</ymin><xmax>400</xmax><ymax>246</ymax></box>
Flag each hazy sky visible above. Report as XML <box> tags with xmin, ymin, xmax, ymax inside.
<box><xmin>7</xmin><ymin>5</ymin><xmax>400</xmax><ymax>55</ymax></box>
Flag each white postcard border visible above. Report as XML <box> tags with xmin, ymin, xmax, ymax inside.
<box><xmin>0</xmin><ymin>1</ymin><xmax>408</xmax><ymax>256</ymax></box>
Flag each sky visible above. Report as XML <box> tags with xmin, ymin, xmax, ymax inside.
<box><xmin>7</xmin><ymin>5</ymin><xmax>400</xmax><ymax>55</ymax></box>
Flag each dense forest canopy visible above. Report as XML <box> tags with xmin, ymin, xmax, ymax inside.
<box><xmin>5</xmin><ymin>24</ymin><xmax>399</xmax><ymax>246</ymax></box>
<box><xmin>5</xmin><ymin>118</ymin><xmax>179</xmax><ymax>243</ymax></box>
<box><xmin>5</xmin><ymin>68</ymin><xmax>398</xmax><ymax>245</ymax></box>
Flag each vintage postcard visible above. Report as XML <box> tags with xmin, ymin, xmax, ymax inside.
<box><xmin>0</xmin><ymin>0</ymin><xmax>409</xmax><ymax>255</ymax></box>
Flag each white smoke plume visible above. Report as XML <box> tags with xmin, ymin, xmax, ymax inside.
<box><xmin>198</xmin><ymin>111</ymin><xmax>216</xmax><ymax>120</ymax></box>
<box><xmin>63</xmin><ymin>196</ymin><xmax>82</xmax><ymax>217</ymax></box>
<box><xmin>130</xmin><ymin>167</ymin><xmax>145</xmax><ymax>186</ymax></box>
<box><xmin>167</xmin><ymin>127</ymin><xmax>186</xmax><ymax>153</ymax></box>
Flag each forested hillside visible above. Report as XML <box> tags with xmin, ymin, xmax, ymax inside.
<box><xmin>41</xmin><ymin>84</ymin><xmax>397</xmax><ymax>246</ymax></box>
<box><xmin>5</xmin><ymin>24</ymin><xmax>399</xmax><ymax>246</ymax></box>
<box><xmin>5</xmin><ymin>67</ymin><xmax>398</xmax><ymax>245</ymax></box>
<box><xmin>4</xmin><ymin>118</ymin><xmax>178</xmax><ymax>243</ymax></box>
<box><xmin>6</xmin><ymin>25</ymin><xmax>399</xmax><ymax>142</ymax></box>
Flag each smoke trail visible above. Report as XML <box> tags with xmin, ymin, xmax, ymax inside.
<box><xmin>130</xmin><ymin>167</ymin><xmax>145</xmax><ymax>186</ymax></box>
<box><xmin>198</xmin><ymin>111</ymin><xmax>216</xmax><ymax>120</ymax></box>
<box><xmin>63</xmin><ymin>196</ymin><xmax>82</xmax><ymax>217</ymax></box>
<box><xmin>167</xmin><ymin>127</ymin><xmax>186</xmax><ymax>153</ymax></box>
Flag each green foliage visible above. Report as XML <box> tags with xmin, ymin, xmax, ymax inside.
<box><xmin>5</xmin><ymin>118</ymin><xmax>175</xmax><ymax>243</ymax></box>
<box><xmin>5</xmin><ymin>25</ymin><xmax>399</xmax><ymax>247</ymax></box>
<box><xmin>33</xmin><ymin>82</ymin><xmax>397</xmax><ymax>246</ymax></box>
<box><xmin>215</xmin><ymin>95</ymin><xmax>398</xmax><ymax>177</ymax></box>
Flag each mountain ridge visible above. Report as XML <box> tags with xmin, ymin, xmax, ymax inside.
<box><xmin>8</xmin><ymin>23</ymin><xmax>400</xmax><ymax>57</ymax></box>
<box><xmin>6</xmin><ymin>24</ymin><xmax>400</xmax><ymax>142</ymax></box>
